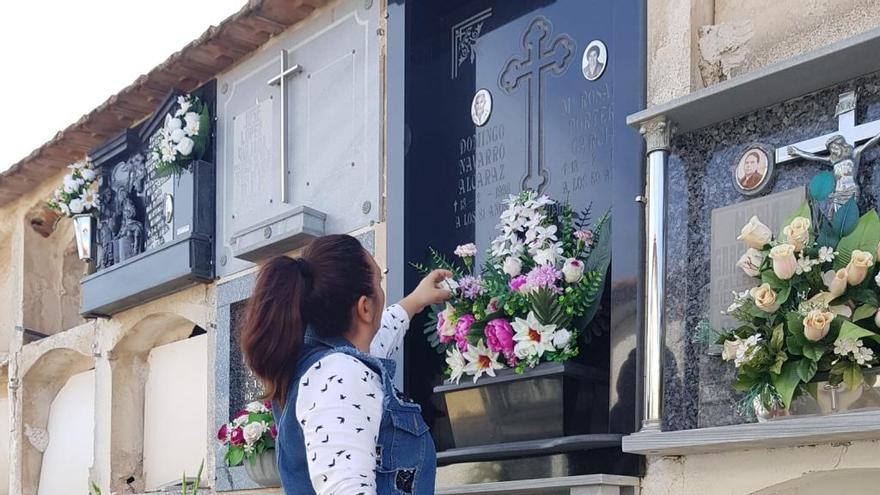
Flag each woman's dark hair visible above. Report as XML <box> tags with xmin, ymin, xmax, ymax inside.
<box><xmin>239</xmin><ymin>234</ymin><xmax>375</xmax><ymax>405</ymax></box>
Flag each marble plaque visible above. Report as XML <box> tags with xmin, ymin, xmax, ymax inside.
<box><xmin>231</xmin><ymin>98</ymin><xmax>273</xmax><ymax>235</ymax></box>
<box><xmin>709</xmin><ymin>187</ymin><xmax>806</xmax><ymax>329</ymax></box>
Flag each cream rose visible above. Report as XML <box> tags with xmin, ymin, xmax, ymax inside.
<box><xmin>502</xmin><ymin>256</ymin><xmax>522</xmax><ymax>277</ymax></box>
<box><xmin>782</xmin><ymin>217</ymin><xmax>811</xmax><ymax>252</ymax></box>
<box><xmin>749</xmin><ymin>283</ymin><xmax>780</xmax><ymax>313</ymax></box>
<box><xmin>769</xmin><ymin>244</ymin><xmax>797</xmax><ymax>280</ymax></box>
<box><xmin>824</xmin><ymin>268</ymin><xmax>849</xmax><ymax>298</ymax></box>
<box><xmin>803</xmin><ymin>309</ymin><xmax>835</xmax><ymax>342</ymax></box>
<box><xmin>736</xmin><ymin>248</ymin><xmax>764</xmax><ymax>277</ymax></box>
<box><xmin>737</xmin><ymin>216</ymin><xmax>772</xmax><ymax>249</ymax></box>
<box><xmin>721</xmin><ymin>339</ymin><xmax>740</xmax><ymax>361</ymax></box>
<box><xmin>847</xmin><ymin>250</ymin><xmax>874</xmax><ymax>285</ymax></box>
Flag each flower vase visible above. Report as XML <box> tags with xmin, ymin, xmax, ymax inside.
<box><xmin>752</xmin><ymin>396</ymin><xmax>788</xmax><ymax>423</ymax></box>
<box><xmin>72</xmin><ymin>213</ymin><xmax>96</xmax><ymax>261</ymax></box>
<box><xmin>244</xmin><ymin>449</ymin><xmax>281</xmax><ymax>487</ymax></box>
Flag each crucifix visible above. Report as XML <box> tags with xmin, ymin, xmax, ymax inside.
<box><xmin>776</xmin><ymin>91</ymin><xmax>880</xmax><ymax>210</ymax></box>
<box><xmin>267</xmin><ymin>50</ymin><xmax>303</xmax><ymax>204</ymax></box>
<box><xmin>499</xmin><ymin>16</ymin><xmax>574</xmax><ymax>194</ymax></box>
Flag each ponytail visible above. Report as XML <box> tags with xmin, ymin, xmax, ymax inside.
<box><xmin>239</xmin><ymin>235</ymin><xmax>375</xmax><ymax>405</ymax></box>
<box><xmin>240</xmin><ymin>256</ymin><xmax>311</xmax><ymax>405</ymax></box>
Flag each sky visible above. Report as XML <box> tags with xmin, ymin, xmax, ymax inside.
<box><xmin>0</xmin><ymin>0</ymin><xmax>247</xmax><ymax>172</ymax></box>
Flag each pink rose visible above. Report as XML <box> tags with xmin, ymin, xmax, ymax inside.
<box><xmin>230</xmin><ymin>427</ymin><xmax>245</xmax><ymax>445</ymax></box>
<box><xmin>486</xmin><ymin>297</ymin><xmax>500</xmax><ymax>314</ymax></box>
<box><xmin>217</xmin><ymin>423</ymin><xmax>229</xmax><ymax>442</ymax></box>
<box><xmin>270</xmin><ymin>424</ymin><xmax>278</xmax><ymax>439</ymax></box>
<box><xmin>454</xmin><ymin>314</ymin><xmax>476</xmax><ymax>352</ymax></box>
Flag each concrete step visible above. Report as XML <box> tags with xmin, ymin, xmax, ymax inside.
<box><xmin>436</xmin><ymin>474</ymin><xmax>640</xmax><ymax>495</ymax></box>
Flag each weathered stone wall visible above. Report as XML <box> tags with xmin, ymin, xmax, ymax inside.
<box><xmin>648</xmin><ymin>0</ymin><xmax>880</xmax><ymax>105</ymax></box>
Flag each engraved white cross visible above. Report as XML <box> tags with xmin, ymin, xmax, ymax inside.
<box><xmin>775</xmin><ymin>91</ymin><xmax>880</xmax><ymax>164</ymax></box>
<box><xmin>267</xmin><ymin>50</ymin><xmax>303</xmax><ymax>204</ymax></box>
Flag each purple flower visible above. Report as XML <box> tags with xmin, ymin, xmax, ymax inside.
<box><xmin>454</xmin><ymin>314</ymin><xmax>476</xmax><ymax>352</ymax></box>
<box><xmin>526</xmin><ymin>265</ymin><xmax>562</xmax><ymax>293</ymax></box>
<box><xmin>509</xmin><ymin>275</ymin><xmax>528</xmax><ymax>293</ymax></box>
<box><xmin>458</xmin><ymin>275</ymin><xmax>483</xmax><ymax>299</ymax></box>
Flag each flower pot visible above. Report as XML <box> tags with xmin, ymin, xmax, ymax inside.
<box><xmin>244</xmin><ymin>449</ymin><xmax>281</xmax><ymax>487</ymax></box>
<box><xmin>783</xmin><ymin>369</ymin><xmax>880</xmax><ymax>418</ymax></box>
<box><xmin>72</xmin><ymin>213</ymin><xmax>96</xmax><ymax>261</ymax></box>
<box><xmin>433</xmin><ymin>362</ymin><xmax>608</xmax><ymax>448</ymax></box>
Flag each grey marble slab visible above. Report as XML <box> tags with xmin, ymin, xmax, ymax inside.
<box><xmin>664</xmin><ymin>71</ymin><xmax>880</xmax><ymax>430</ymax></box>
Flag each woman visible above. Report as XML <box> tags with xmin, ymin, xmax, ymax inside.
<box><xmin>240</xmin><ymin>234</ymin><xmax>451</xmax><ymax>494</ymax></box>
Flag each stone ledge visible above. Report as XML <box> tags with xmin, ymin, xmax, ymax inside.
<box><xmin>622</xmin><ymin>409</ymin><xmax>880</xmax><ymax>456</ymax></box>
<box><xmin>436</xmin><ymin>474</ymin><xmax>640</xmax><ymax>495</ymax></box>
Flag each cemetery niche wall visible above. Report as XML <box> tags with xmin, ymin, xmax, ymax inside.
<box><xmin>390</xmin><ymin>0</ymin><xmax>645</xmax><ymax>483</ymax></box>
<box><xmin>80</xmin><ymin>83</ymin><xmax>216</xmax><ymax>317</ymax></box>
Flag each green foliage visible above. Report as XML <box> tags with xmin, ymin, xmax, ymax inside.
<box><xmin>832</xmin><ymin>197</ymin><xmax>860</xmax><ymax>238</ymax></box>
<box><xmin>410</xmin><ymin>247</ymin><xmax>464</xmax><ymax>279</ymax></box>
<box><xmin>834</xmin><ymin>209</ymin><xmax>880</xmax><ymax>269</ymax></box>
<box><xmin>89</xmin><ymin>482</ymin><xmax>102</xmax><ymax>495</ymax></box>
<box><xmin>528</xmin><ymin>288</ymin><xmax>572</xmax><ymax>328</ymax></box>
<box><xmin>421</xmin><ymin>304</ymin><xmax>443</xmax><ymax>352</ymax></box>
<box><xmin>770</xmin><ymin>360</ymin><xmax>802</xmax><ymax>409</ymax></box>
<box><xmin>809</xmin><ymin>171</ymin><xmax>835</xmax><ymax>201</ymax></box>
<box><xmin>181</xmin><ymin>460</ymin><xmax>205</xmax><ymax>495</ymax></box>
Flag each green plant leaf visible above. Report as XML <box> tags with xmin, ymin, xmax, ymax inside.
<box><xmin>770</xmin><ymin>324</ymin><xmax>784</xmax><ymax>353</ymax></box>
<box><xmin>761</xmin><ymin>270</ymin><xmax>788</xmax><ymax>290</ymax></box>
<box><xmin>770</xmin><ymin>351</ymin><xmax>788</xmax><ymax>375</ymax></box>
<box><xmin>832</xmin><ymin>360</ymin><xmax>865</xmax><ymax>392</ymax></box>
<box><xmin>816</xmin><ymin>214</ymin><xmax>840</xmax><ymax>249</ymax></box>
<box><xmin>852</xmin><ymin>304</ymin><xmax>878</xmax><ymax>323</ymax></box>
<box><xmin>227</xmin><ymin>446</ymin><xmax>245</xmax><ymax>467</ymax></box>
<box><xmin>848</xmin><ymin>287</ymin><xmax>880</xmax><ymax>308</ymax></box>
<box><xmin>810</xmin><ymin>171</ymin><xmax>835</xmax><ymax>201</ymax></box>
<box><xmin>802</xmin><ymin>341</ymin><xmax>825</xmax><ymax>362</ymax></box>
<box><xmin>834</xmin><ymin>210</ymin><xmax>880</xmax><ymax>270</ymax></box>
<box><xmin>837</xmin><ymin>319</ymin><xmax>880</xmax><ymax>344</ymax></box>
<box><xmin>832</xmin><ymin>197</ymin><xmax>860</xmax><ymax>238</ymax></box>
<box><xmin>771</xmin><ymin>360</ymin><xmax>803</xmax><ymax>409</ymax></box>
<box><xmin>795</xmin><ymin>358</ymin><xmax>818</xmax><ymax>382</ymax></box>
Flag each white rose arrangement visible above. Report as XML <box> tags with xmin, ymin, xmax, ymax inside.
<box><xmin>150</xmin><ymin>94</ymin><xmax>211</xmax><ymax>177</ymax></box>
<box><xmin>47</xmin><ymin>158</ymin><xmax>101</xmax><ymax>217</ymax></box>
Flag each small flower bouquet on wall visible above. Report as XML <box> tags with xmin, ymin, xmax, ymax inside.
<box><xmin>702</xmin><ymin>186</ymin><xmax>880</xmax><ymax>418</ymax></box>
<box><xmin>414</xmin><ymin>191</ymin><xmax>611</xmax><ymax>384</ymax></box>
<box><xmin>218</xmin><ymin>400</ymin><xmax>277</xmax><ymax>467</ymax></box>
<box><xmin>150</xmin><ymin>94</ymin><xmax>211</xmax><ymax>178</ymax></box>
<box><xmin>46</xmin><ymin>158</ymin><xmax>100</xmax><ymax>217</ymax></box>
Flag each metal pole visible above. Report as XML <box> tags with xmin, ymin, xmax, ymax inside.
<box><xmin>638</xmin><ymin>117</ymin><xmax>673</xmax><ymax>432</ymax></box>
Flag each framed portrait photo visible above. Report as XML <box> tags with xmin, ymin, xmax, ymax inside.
<box><xmin>734</xmin><ymin>145</ymin><xmax>775</xmax><ymax>196</ymax></box>
<box><xmin>582</xmin><ymin>40</ymin><xmax>607</xmax><ymax>81</ymax></box>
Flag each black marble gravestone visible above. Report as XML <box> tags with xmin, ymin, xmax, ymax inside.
<box><xmin>391</xmin><ymin>0</ymin><xmax>645</xmax><ymax>477</ymax></box>
<box><xmin>80</xmin><ymin>82</ymin><xmax>216</xmax><ymax>316</ymax></box>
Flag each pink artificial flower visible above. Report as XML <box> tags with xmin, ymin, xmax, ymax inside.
<box><xmin>454</xmin><ymin>314</ymin><xmax>476</xmax><ymax>352</ymax></box>
<box><xmin>509</xmin><ymin>275</ymin><xmax>528</xmax><ymax>293</ymax></box>
<box><xmin>270</xmin><ymin>424</ymin><xmax>278</xmax><ymax>439</ymax></box>
<box><xmin>217</xmin><ymin>423</ymin><xmax>229</xmax><ymax>442</ymax></box>
<box><xmin>437</xmin><ymin>310</ymin><xmax>454</xmax><ymax>344</ymax></box>
<box><xmin>486</xmin><ymin>297</ymin><xmax>500</xmax><ymax>314</ymax></box>
<box><xmin>235</xmin><ymin>409</ymin><xmax>248</xmax><ymax>419</ymax></box>
<box><xmin>230</xmin><ymin>427</ymin><xmax>245</xmax><ymax>446</ymax></box>
<box><xmin>485</xmin><ymin>318</ymin><xmax>515</xmax><ymax>356</ymax></box>
<box><xmin>264</xmin><ymin>400</ymin><xmax>273</xmax><ymax>411</ymax></box>
<box><xmin>575</xmin><ymin>230</ymin><xmax>594</xmax><ymax>245</ymax></box>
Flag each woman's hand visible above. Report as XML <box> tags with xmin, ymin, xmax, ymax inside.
<box><xmin>399</xmin><ymin>269</ymin><xmax>454</xmax><ymax>318</ymax></box>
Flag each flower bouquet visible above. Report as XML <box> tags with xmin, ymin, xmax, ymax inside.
<box><xmin>701</xmin><ymin>183</ymin><xmax>880</xmax><ymax>418</ymax></box>
<box><xmin>46</xmin><ymin>158</ymin><xmax>101</xmax><ymax>217</ymax></box>
<box><xmin>413</xmin><ymin>191</ymin><xmax>611</xmax><ymax>383</ymax></box>
<box><xmin>150</xmin><ymin>94</ymin><xmax>211</xmax><ymax>178</ymax></box>
<box><xmin>217</xmin><ymin>400</ymin><xmax>277</xmax><ymax>467</ymax></box>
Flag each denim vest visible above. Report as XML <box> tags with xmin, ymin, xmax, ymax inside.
<box><xmin>272</xmin><ymin>332</ymin><xmax>437</xmax><ymax>494</ymax></box>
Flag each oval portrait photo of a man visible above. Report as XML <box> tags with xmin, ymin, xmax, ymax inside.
<box><xmin>734</xmin><ymin>147</ymin><xmax>773</xmax><ymax>195</ymax></box>
<box><xmin>582</xmin><ymin>40</ymin><xmax>607</xmax><ymax>81</ymax></box>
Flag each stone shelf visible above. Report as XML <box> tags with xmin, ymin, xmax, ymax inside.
<box><xmin>622</xmin><ymin>409</ymin><xmax>880</xmax><ymax>456</ymax></box>
<box><xmin>436</xmin><ymin>474</ymin><xmax>640</xmax><ymax>495</ymax></box>
<box><xmin>626</xmin><ymin>26</ymin><xmax>880</xmax><ymax>132</ymax></box>
<box><xmin>437</xmin><ymin>434</ymin><xmax>623</xmax><ymax>465</ymax></box>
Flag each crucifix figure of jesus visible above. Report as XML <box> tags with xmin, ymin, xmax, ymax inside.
<box><xmin>777</xmin><ymin>91</ymin><xmax>880</xmax><ymax>211</ymax></box>
<box><xmin>499</xmin><ymin>16</ymin><xmax>574</xmax><ymax>194</ymax></box>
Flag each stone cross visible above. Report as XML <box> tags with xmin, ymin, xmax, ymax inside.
<box><xmin>499</xmin><ymin>16</ymin><xmax>574</xmax><ymax>194</ymax></box>
<box><xmin>267</xmin><ymin>50</ymin><xmax>303</xmax><ymax>204</ymax></box>
<box><xmin>776</xmin><ymin>91</ymin><xmax>880</xmax><ymax>210</ymax></box>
